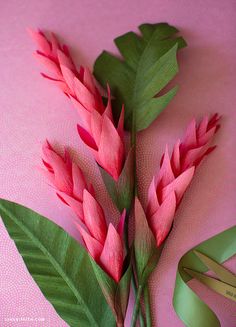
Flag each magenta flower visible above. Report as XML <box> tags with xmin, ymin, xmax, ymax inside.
<box><xmin>30</xmin><ymin>29</ymin><xmax>125</xmax><ymax>181</ymax></box>
<box><xmin>147</xmin><ymin>114</ymin><xmax>221</xmax><ymax>246</ymax></box>
<box><xmin>41</xmin><ymin>140</ymin><xmax>125</xmax><ymax>282</ymax></box>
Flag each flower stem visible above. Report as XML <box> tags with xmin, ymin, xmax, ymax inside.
<box><xmin>130</xmin><ymin>285</ymin><xmax>143</xmax><ymax>327</ymax></box>
<box><xmin>144</xmin><ymin>286</ymin><xmax>152</xmax><ymax>327</ymax></box>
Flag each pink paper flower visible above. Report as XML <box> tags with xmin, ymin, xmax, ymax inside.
<box><xmin>30</xmin><ymin>29</ymin><xmax>125</xmax><ymax>181</ymax></box>
<box><xmin>77</xmin><ymin>191</ymin><xmax>126</xmax><ymax>283</ymax></box>
<box><xmin>41</xmin><ymin>140</ymin><xmax>125</xmax><ymax>282</ymax></box>
<box><xmin>147</xmin><ymin>114</ymin><xmax>221</xmax><ymax>246</ymax></box>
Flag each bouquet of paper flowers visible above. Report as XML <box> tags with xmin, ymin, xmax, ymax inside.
<box><xmin>1</xmin><ymin>23</ymin><xmax>228</xmax><ymax>327</ymax></box>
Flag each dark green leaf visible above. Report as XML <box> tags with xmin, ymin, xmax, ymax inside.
<box><xmin>0</xmin><ymin>199</ymin><xmax>115</xmax><ymax>327</ymax></box>
<box><xmin>94</xmin><ymin>23</ymin><xmax>186</xmax><ymax>131</ymax></box>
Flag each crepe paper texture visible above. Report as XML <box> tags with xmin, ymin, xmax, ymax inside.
<box><xmin>1</xmin><ymin>7</ymin><xmax>234</xmax><ymax>327</ymax></box>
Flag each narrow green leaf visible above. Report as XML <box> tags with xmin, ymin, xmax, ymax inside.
<box><xmin>134</xmin><ymin>198</ymin><xmax>160</xmax><ymax>285</ymax></box>
<box><xmin>0</xmin><ymin>199</ymin><xmax>115</xmax><ymax>327</ymax></box>
<box><xmin>94</xmin><ymin>23</ymin><xmax>186</xmax><ymax>131</ymax></box>
<box><xmin>100</xmin><ymin>148</ymin><xmax>134</xmax><ymax>212</ymax></box>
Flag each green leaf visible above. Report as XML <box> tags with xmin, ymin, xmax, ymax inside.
<box><xmin>134</xmin><ymin>198</ymin><xmax>160</xmax><ymax>285</ymax></box>
<box><xmin>90</xmin><ymin>257</ymin><xmax>131</xmax><ymax>325</ymax></box>
<box><xmin>94</xmin><ymin>23</ymin><xmax>186</xmax><ymax>131</ymax></box>
<box><xmin>0</xmin><ymin>199</ymin><xmax>115</xmax><ymax>327</ymax></box>
<box><xmin>100</xmin><ymin>148</ymin><xmax>134</xmax><ymax>212</ymax></box>
<box><xmin>173</xmin><ymin>226</ymin><xmax>236</xmax><ymax>327</ymax></box>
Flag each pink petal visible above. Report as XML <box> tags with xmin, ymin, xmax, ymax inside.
<box><xmin>82</xmin><ymin>190</ymin><xmax>107</xmax><ymax>244</ymax></box>
<box><xmin>57</xmin><ymin>49</ymin><xmax>75</xmax><ymax>71</ymax></box>
<box><xmin>208</xmin><ymin>113</ymin><xmax>220</xmax><ymax>130</ymax></box>
<box><xmin>100</xmin><ymin>224</ymin><xmax>123</xmax><ymax>282</ymax></box>
<box><xmin>197</xmin><ymin>115</ymin><xmax>209</xmax><ymax>138</ymax></box>
<box><xmin>50</xmin><ymin>32</ymin><xmax>60</xmax><ymax>58</ymax></box>
<box><xmin>34</xmin><ymin>52</ymin><xmax>61</xmax><ymax>77</ymax></box>
<box><xmin>147</xmin><ymin>177</ymin><xmax>159</xmax><ymax>217</ymax></box>
<box><xmin>72</xmin><ymin>163</ymin><xmax>87</xmax><ymax>201</ymax></box>
<box><xmin>157</xmin><ymin>146</ymin><xmax>175</xmax><ymax>187</ymax></box>
<box><xmin>74</xmin><ymin>77</ymin><xmax>96</xmax><ymax>111</ymax></box>
<box><xmin>198</xmin><ymin>126</ymin><xmax>216</xmax><ymax>146</ymax></box>
<box><xmin>77</xmin><ymin>124</ymin><xmax>98</xmax><ymax>150</ymax></box>
<box><xmin>56</xmin><ymin>192</ymin><xmax>84</xmax><ymax>222</ymax></box>
<box><xmin>181</xmin><ymin>119</ymin><xmax>197</xmax><ymax>152</ymax></box>
<box><xmin>182</xmin><ymin>143</ymin><xmax>210</xmax><ymax>170</ymax></box>
<box><xmin>28</xmin><ymin>29</ymin><xmax>51</xmax><ymax>55</ymax></box>
<box><xmin>148</xmin><ymin>192</ymin><xmax>176</xmax><ymax>246</ymax></box>
<box><xmin>76</xmin><ymin>224</ymin><xmax>103</xmax><ymax>261</ymax></box>
<box><xmin>116</xmin><ymin>209</ymin><xmax>126</xmax><ymax>238</ymax></box>
<box><xmin>60</xmin><ymin>64</ymin><xmax>75</xmax><ymax>94</ymax></box>
<box><xmin>69</xmin><ymin>96</ymin><xmax>91</xmax><ymax>130</ymax></box>
<box><xmin>83</xmin><ymin>67</ymin><xmax>97</xmax><ymax>95</ymax></box>
<box><xmin>90</xmin><ymin>110</ymin><xmax>103</xmax><ymax>146</ymax></box>
<box><xmin>97</xmin><ymin>115</ymin><xmax>124</xmax><ymax>181</ymax></box>
<box><xmin>171</xmin><ymin>140</ymin><xmax>181</xmax><ymax>175</ymax></box>
<box><xmin>42</xmin><ymin>142</ymin><xmax>73</xmax><ymax>194</ymax></box>
<box><xmin>162</xmin><ymin>167</ymin><xmax>195</xmax><ymax>204</ymax></box>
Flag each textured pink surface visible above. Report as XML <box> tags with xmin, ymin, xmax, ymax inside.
<box><xmin>0</xmin><ymin>1</ymin><xmax>236</xmax><ymax>326</ymax></box>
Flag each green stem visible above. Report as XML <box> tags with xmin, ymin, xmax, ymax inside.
<box><xmin>144</xmin><ymin>286</ymin><xmax>152</xmax><ymax>327</ymax></box>
<box><xmin>123</xmin><ymin>210</ymin><xmax>145</xmax><ymax>327</ymax></box>
<box><xmin>130</xmin><ymin>285</ymin><xmax>143</xmax><ymax>327</ymax></box>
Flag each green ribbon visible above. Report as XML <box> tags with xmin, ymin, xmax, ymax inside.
<box><xmin>173</xmin><ymin>226</ymin><xmax>236</xmax><ymax>327</ymax></box>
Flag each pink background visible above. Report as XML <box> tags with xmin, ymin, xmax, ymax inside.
<box><xmin>0</xmin><ymin>0</ymin><xmax>235</xmax><ymax>326</ymax></box>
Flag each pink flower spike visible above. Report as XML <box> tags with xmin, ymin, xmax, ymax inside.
<box><xmin>100</xmin><ymin>224</ymin><xmax>124</xmax><ymax>283</ymax></box>
<box><xmin>30</xmin><ymin>30</ymin><xmax>126</xmax><ymax>181</ymax></box>
<box><xmin>147</xmin><ymin>114</ymin><xmax>221</xmax><ymax>246</ymax></box>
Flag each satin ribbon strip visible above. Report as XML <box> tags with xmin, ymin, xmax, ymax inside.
<box><xmin>184</xmin><ymin>250</ymin><xmax>236</xmax><ymax>303</ymax></box>
<box><xmin>173</xmin><ymin>226</ymin><xmax>236</xmax><ymax>327</ymax></box>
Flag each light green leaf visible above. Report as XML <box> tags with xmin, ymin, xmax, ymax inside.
<box><xmin>0</xmin><ymin>199</ymin><xmax>115</xmax><ymax>327</ymax></box>
<box><xmin>173</xmin><ymin>226</ymin><xmax>236</xmax><ymax>327</ymax></box>
<box><xmin>94</xmin><ymin>23</ymin><xmax>186</xmax><ymax>131</ymax></box>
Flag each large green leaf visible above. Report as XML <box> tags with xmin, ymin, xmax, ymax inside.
<box><xmin>0</xmin><ymin>199</ymin><xmax>115</xmax><ymax>327</ymax></box>
<box><xmin>94</xmin><ymin>23</ymin><xmax>186</xmax><ymax>131</ymax></box>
